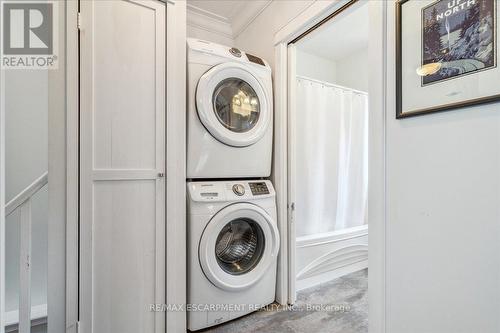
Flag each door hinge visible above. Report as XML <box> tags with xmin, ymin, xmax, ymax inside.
<box><xmin>77</xmin><ymin>12</ymin><xmax>81</xmax><ymax>30</ymax></box>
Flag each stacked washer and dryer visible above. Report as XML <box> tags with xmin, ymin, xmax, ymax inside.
<box><xmin>186</xmin><ymin>39</ymin><xmax>280</xmax><ymax>331</ymax></box>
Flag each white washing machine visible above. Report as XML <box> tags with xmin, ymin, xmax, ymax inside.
<box><xmin>187</xmin><ymin>38</ymin><xmax>273</xmax><ymax>178</ymax></box>
<box><xmin>187</xmin><ymin>180</ymin><xmax>279</xmax><ymax>331</ymax></box>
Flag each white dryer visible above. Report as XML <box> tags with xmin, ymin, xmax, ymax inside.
<box><xmin>187</xmin><ymin>180</ymin><xmax>279</xmax><ymax>331</ymax></box>
<box><xmin>187</xmin><ymin>38</ymin><xmax>273</xmax><ymax>178</ymax></box>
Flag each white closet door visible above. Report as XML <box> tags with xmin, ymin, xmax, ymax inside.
<box><xmin>79</xmin><ymin>1</ymin><xmax>165</xmax><ymax>332</ymax></box>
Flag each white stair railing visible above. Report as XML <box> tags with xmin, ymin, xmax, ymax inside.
<box><xmin>5</xmin><ymin>172</ymin><xmax>48</xmax><ymax>333</ymax></box>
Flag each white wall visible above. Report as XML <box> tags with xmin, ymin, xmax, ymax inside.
<box><xmin>296</xmin><ymin>47</ymin><xmax>369</xmax><ymax>92</ymax></box>
<box><xmin>234</xmin><ymin>0</ymin><xmax>315</xmax><ymax>69</ymax></box>
<box><xmin>237</xmin><ymin>1</ymin><xmax>500</xmax><ymax>332</ymax></box>
<box><xmin>296</xmin><ymin>49</ymin><xmax>336</xmax><ymax>83</ymax></box>
<box><xmin>335</xmin><ymin>48</ymin><xmax>368</xmax><ymax>92</ymax></box>
<box><xmin>5</xmin><ymin>70</ymin><xmax>48</xmax><ymax>312</ymax></box>
<box><xmin>384</xmin><ymin>3</ymin><xmax>500</xmax><ymax>332</ymax></box>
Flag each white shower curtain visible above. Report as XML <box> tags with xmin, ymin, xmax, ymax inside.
<box><xmin>295</xmin><ymin>77</ymin><xmax>368</xmax><ymax>237</ymax></box>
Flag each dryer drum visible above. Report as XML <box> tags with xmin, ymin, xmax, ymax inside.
<box><xmin>215</xmin><ymin>218</ymin><xmax>265</xmax><ymax>275</ymax></box>
<box><xmin>213</xmin><ymin>78</ymin><xmax>261</xmax><ymax>133</ymax></box>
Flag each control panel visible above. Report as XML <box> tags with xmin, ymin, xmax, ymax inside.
<box><xmin>188</xmin><ymin>180</ymin><xmax>274</xmax><ymax>202</ymax></box>
<box><xmin>187</xmin><ymin>39</ymin><xmax>270</xmax><ymax>71</ymax></box>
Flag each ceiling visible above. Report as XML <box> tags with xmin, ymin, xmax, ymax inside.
<box><xmin>297</xmin><ymin>1</ymin><xmax>369</xmax><ymax>61</ymax></box>
<box><xmin>187</xmin><ymin>0</ymin><xmax>272</xmax><ymax>39</ymax></box>
<box><xmin>188</xmin><ymin>1</ymin><xmax>245</xmax><ymax>21</ymax></box>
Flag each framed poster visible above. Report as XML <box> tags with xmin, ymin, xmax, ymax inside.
<box><xmin>396</xmin><ymin>0</ymin><xmax>500</xmax><ymax>118</ymax></box>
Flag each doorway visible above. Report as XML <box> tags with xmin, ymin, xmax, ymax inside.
<box><xmin>287</xmin><ymin>0</ymin><xmax>370</xmax><ymax>302</ymax></box>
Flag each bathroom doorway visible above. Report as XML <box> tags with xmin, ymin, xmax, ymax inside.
<box><xmin>286</xmin><ymin>0</ymin><xmax>369</xmax><ymax>320</ymax></box>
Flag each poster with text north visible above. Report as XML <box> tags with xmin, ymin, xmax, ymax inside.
<box><xmin>422</xmin><ymin>0</ymin><xmax>496</xmax><ymax>85</ymax></box>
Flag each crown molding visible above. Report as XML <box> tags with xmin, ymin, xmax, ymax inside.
<box><xmin>232</xmin><ymin>0</ymin><xmax>273</xmax><ymax>39</ymax></box>
<box><xmin>186</xmin><ymin>4</ymin><xmax>233</xmax><ymax>38</ymax></box>
<box><xmin>186</xmin><ymin>1</ymin><xmax>273</xmax><ymax>41</ymax></box>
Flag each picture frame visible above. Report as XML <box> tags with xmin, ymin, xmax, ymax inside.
<box><xmin>396</xmin><ymin>0</ymin><xmax>500</xmax><ymax>118</ymax></box>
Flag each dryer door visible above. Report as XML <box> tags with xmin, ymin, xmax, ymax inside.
<box><xmin>196</xmin><ymin>62</ymin><xmax>271</xmax><ymax>147</ymax></box>
<box><xmin>199</xmin><ymin>203</ymin><xmax>279</xmax><ymax>291</ymax></box>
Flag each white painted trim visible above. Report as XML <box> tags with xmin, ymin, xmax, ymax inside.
<box><xmin>91</xmin><ymin>169</ymin><xmax>159</xmax><ymax>181</ymax></box>
<box><xmin>187</xmin><ymin>3</ymin><xmax>230</xmax><ymax>24</ymax></box>
<box><xmin>186</xmin><ymin>1</ymin><xmax>272</xmax><ymax>42</ymax></box>
<box><xmin>66</xmin><ymin>0</ymin><xmax>79</xmax><ymax>332</ymax></box>
<box><xmin>272</xmin><ymin>43</ymin><xmax>289</xmax><ymax>305</ymax></box>
<box><xmin>5</xmin><ymin>172</ymin><xmax>48</xmax><ymax>216</ymax></box>
<box><xmin>368</xmin><ymin>2</ymin><xmax>387</xmax><ymax>333</ymax></box>
<box><xmin>165</xmin><ymin>1</ymin><xmax>187</xmax><ymax>332</ymax></box>
<box><xmin>18</xmin><ymin>201</ymin><xmax>32</xmax><ymax>333</ymax></box>
<box><xmin>274</xmin><ymin>0</ymin><xmax>346</xmax><ymax>46</ymax></box>
<box><xmin>286</xmin><ymin>43</ymin><xmax>297</xmax><ymax>305</ymax></box>
<box><xmin>0</xmin><ymin>3</ymin><xmax>6</xmax><ymax>331</ymax></box>
<box><xmin>187</xmin><ymin>4</ymin><xmax>233</xmax><ymax>39</ymax></box>
<box><xmin>48</xmin><ymin>1</ymin><xmax>68</xmax><ymax>331</ymax></box>
<box><xmin>273</xmin><ymin>0</ymin><xmax>387</xmax><ymax>331</ymax></box>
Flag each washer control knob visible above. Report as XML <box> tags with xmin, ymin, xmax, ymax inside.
<box><xmin>232</xmin><ymin>184</ymin><xmax>245</xmax><ymax>196</ymax></box>
<box><xmin>229</xmin><ymin>47</ymin><xmax>242</xmax><ymax>57</ymax></box>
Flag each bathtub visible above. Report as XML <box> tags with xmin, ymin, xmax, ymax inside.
<box><xmin>295</xmin><ymin>225</ymin><xmax>368</xmax><ymax>291</ymax></box>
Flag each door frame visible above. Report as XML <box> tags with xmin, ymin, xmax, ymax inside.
<box><xmin>65</xmin><ymin>1</ymin><xmax>186</xmax><ymax>332</ymax></box>
<box><xmin>272</xmin><ymin>0</ymin><xmax>387</xmax><ymax>332</ymax></box>
<box><xmin>66</xmin><ymin>1</ymin><xmax>79</xmax><ymax>332</ymax></box>
<box><xmin>0</xmin><ymin>2</ymin><xmax>5</xmax><ymax>329</ymax></box>
<box><xmin>164</xmin><ymin>1</ymin><xmax>187</xmax><ymax>332</ymax></box>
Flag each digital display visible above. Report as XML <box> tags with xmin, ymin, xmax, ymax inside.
<box><xmin>246</xmin><ymin>53</ymin><xmax>265</xmax><ymax>66</ymax></box>
<box><xmin>249</xmin><ymin>182</ymin><xmax>269</xmax><ymax>195</ymax></box>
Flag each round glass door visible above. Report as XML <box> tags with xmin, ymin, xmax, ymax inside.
<box><xmin>215</xmin><ymin>218</ymin><xmax>265</xmax><ymax>275</ymax></box>
<box><xmin>196</xmin><ymin>63</ymin><xmax>271</xmax><ymax>147</ymax></box>
<box><xmin>213</xmin><ymin>78</ymin><xmax>260</xmax><ymax>133</ymax></box>
<box><xmin>198</xmin><ymin>203</ymin><xmax>279</xmax><ymax>291</ymax></box>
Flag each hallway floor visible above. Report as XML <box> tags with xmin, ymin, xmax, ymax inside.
<box><xmin>198</xmin><ymin>269</ymin><xmax>368</xmax><ymax>333</ymax></box>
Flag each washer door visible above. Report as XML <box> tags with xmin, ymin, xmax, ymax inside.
<box><xmin>196</xmin><ymin>62</ymin><xmax>271</xmax><ymax>147</ymax></box>
<box><xmin>199</xmin><ymin>203</ymin><xmax>279</xmax><ymax>291</ymax></box>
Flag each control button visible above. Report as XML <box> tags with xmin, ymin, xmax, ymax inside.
<box><xmin>232</xmin><ymin>184</ymin><xmax>245</xmax><ymax>196</ymax></box>
<box><xmin>229</xmin><ymin>47</ymin><xmax>242</xmax><ymax>57</ymax></box>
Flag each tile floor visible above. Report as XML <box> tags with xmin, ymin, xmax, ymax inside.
<box><xmin>198</xmin><ymin>269</ymin><xmax>368</xmax><ymax>333</ymax></box>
